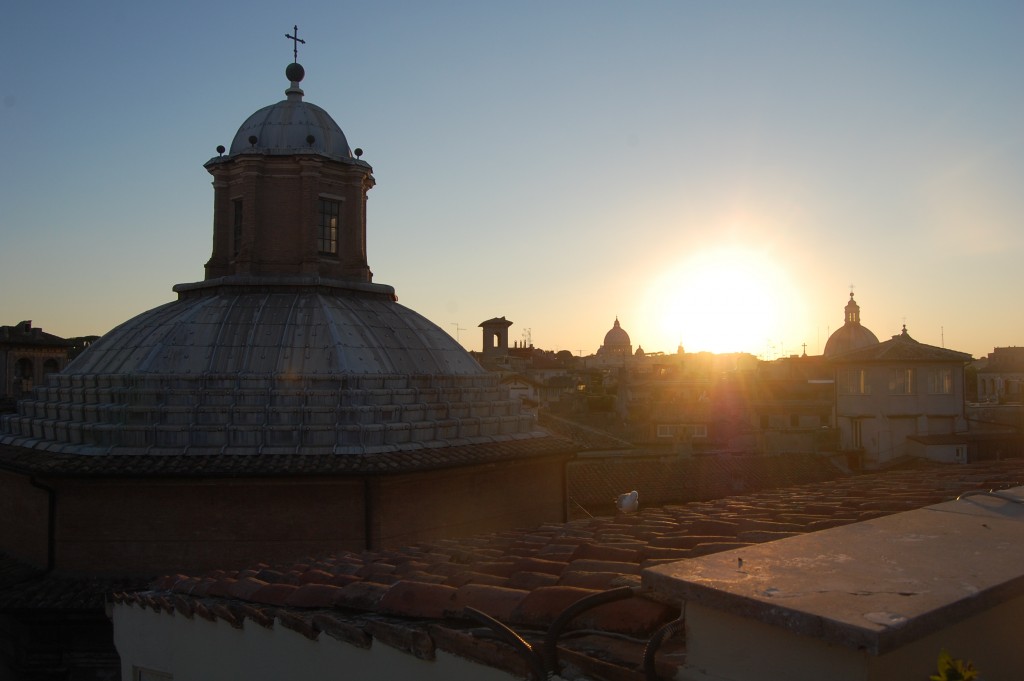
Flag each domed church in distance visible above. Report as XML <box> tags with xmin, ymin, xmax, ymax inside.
<box><xmin>0</xmin><ymin>55</ymin><xmax>574</xmax><ymax>577</ymax></box>
<box><xmin>822</xmin><ymin>292</ymin><xmax>879</xmax><ymax>358</ymax></box>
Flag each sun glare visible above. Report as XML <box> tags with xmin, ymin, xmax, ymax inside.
<box><xmin>644</xmin><ymin>247</ymin><xmax>805</xmax><ymax>357</ymax></box>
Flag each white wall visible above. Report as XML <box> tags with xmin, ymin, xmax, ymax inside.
<box><xmin>114</xmin><ymin>603</ymin><xmax>519</xmax><ymax>681</ymax></box>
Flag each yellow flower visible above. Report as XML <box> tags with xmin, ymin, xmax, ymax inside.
<box><xmin>930</xmin><ymin>650</ymin><xmax>979</xmax><ymax>681</ymax></box>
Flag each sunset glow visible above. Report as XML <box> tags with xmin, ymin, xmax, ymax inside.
<box><xmin>643</xmin><ymin>246</ymin><xmax>808</xmax><ymax>357</ymax></box>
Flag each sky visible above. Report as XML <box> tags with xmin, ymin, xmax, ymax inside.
<box><xmin>1</xmin><ymin>2</ymin><xmax>1022</xmax><ymax>360</ymax></box>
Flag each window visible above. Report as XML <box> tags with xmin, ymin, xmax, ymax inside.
<box><xmin>657</xmin><ymin>424</ymin><xmax>707</xmax><ymax>438</ymax></box>
<box><xmin>928</xmin><ymin>368</ymin><xmax>953</xmax><ymax>394</ymax></box>
<box><xmin>232</xmin><ymin>199</ymin><xmax>243</xmax><ymax>258</ymax></box>
<box><xmin>15</xmin><ymin>357</ymin><xmax>33</xmax><ymax>380</ymax></box>
<box><xmin>318</xmin><ymin>198</ymin><xmax>340</xmax><ymax>254</ymax></box>
<box><xmin>841</xmin><ymin>368</ymin><xmax>869</xmax><ymax>394</ymax></box>
<box><xmin>889</xmin><ymin>367</ymin><xmax>915</xmax><ymax>394</ymax></box>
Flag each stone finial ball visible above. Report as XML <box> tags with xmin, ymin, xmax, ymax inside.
<box><xmin>286</xmin><ymin>62</ymin><xmax>305</xmax><ymax>83</ymax></box>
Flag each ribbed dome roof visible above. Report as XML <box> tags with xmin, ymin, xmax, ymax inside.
<box><xmin>227</xmin><ymin>65</ymin><xmax>353</xmax><ymax>161</ymax></box>
<box><xmin>603</xmin><ymin>318</ymin><xmax>631</xmax><ymax>348</ymax></box>
<box><xmin>823</xmin><ymin>323</ymin><xmax>880</xmax><ymax>357</ymax></box>
<box><xmin>67</xmin><ymin>279</ymin><xmax>481</xmax><ymax>376</ymax></box>
<box><xmin>0</xmin><ymin>278</ymin><xmax>541</xmax><ymax>456</ymax></box>
<box><xmin>823</xmin><ymin>293</ymin><xmax>880</xmax><ymax>357</ymax></box>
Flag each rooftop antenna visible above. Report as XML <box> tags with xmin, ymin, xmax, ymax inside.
<box><xmin>285</xmin><ymin>25</ymin><xmax>306</xmax><ymax>62</ymax></box>
<box><xmin>450</xmin><ymin>323</ymin><xmax>465</xmax><ymax>343</ymax></box>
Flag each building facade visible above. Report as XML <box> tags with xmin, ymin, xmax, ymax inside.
<box><xmin>0</xmin><ymin>321</ymin><xmax>72</xmax><ymax>407</ymax></box>
<box><xmin>830</xmin><ymin>326</ymin><xmax>971</xmax><ymax>467</ymax></box>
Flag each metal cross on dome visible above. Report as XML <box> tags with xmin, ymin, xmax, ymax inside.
<box><xmin>285</xmin><ymin>25</ymin><xmax>305</xmax><ymax>62</ymax></box>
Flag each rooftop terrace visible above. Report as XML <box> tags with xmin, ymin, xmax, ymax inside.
<box><xmin>114</xmin><ymin>458</ymin><xmax>1024</xmax><ymax>680</ymax></box>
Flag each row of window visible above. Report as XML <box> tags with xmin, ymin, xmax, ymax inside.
<box><xmin>656</xmin><ymin>424</ymin><xmax>708</xmax><ymax>438</ymax></box>
<box><xmin>230</xmin><ymin>198</ymin><xmax>342</xmax><ymax>257</ymax></box>
<box><xmin>840</xmin><ymin>367</ymin><xmax>954</xmax><ymax>395</ymax></box>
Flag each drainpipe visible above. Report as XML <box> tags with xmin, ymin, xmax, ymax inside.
<box><xmin>28</xmin><ymin>477</ymin><xmax>56</xmax><ymax>573</ymax></box>
<box><xmin>363</xmin><ymin>477</ymin><xmax>375</xmax><ymax>551</ymax></box>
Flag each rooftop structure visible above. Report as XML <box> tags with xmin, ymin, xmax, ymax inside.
<box><xmin>0</xmin><ymin>45</ymin><xmax>574</xmax><ymax>679</ymax></box>
<box><xmin>0</xmin><ymin>60</ymin><xmax>544</xmax><ymax>458</ymax></box>
<box><xmin>111</xmin><ymin>459</ymin><xmax>1024</xmax><ymax>681</ymax></box>
<box><xmin>823</xmin><ymin>293</ymin><xmax>879</xmax><ymax>358</ymax></box>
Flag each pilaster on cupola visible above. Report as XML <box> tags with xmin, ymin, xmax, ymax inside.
<box><xmin>845</xmin><ymin>292</ymin><xmax>861</xmax><ymax>324</ymax></box>
<box><xmin>203</xmin><ymin>58</ymin><xmax>375</xmax><ymax>282</ymax></box>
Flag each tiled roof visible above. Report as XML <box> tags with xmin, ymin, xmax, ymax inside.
<box><xmin>828</xmin><ymin>329</ymin><xmax>972</xmax><ymax>363</ymax></box>
<box><xmin>0</xmin><ymin>322</ymin><xmax>72</xmax><ymax>348</ymax></box>
<box><xmin>540</xmin><ymin>412</ymin><xmax>636</xmax><ymax>452</ymax></box>
<box><xmin>567</xmin><ymin>452</ymin><xmax>841</xmax><ymax>512</ymax></box>
<box><xmin>0</xmin><ymin>552</ymin><xmax>147</xmax><ymax>612</ymax></box>
<box><xmin>0</xmin><ymin>435</ymin><xmax>575</xmax><ymax>478</ymax></box>
<box><xmin>116</xmin><ymin>459</ymin><xmax>1024</xmax><ymax>681</ymax></box>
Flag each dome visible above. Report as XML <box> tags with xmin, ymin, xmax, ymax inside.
<box><xmin>0</xmin><ymin>278</ymin><xmax>540</xmax><ymax>456</ymax></box>
<box><xmin>67</xmin><ymin>279</ymin><xmax>481</xmax><ymax>377</ymax></box>
<box><xmin>603</xmin><ymin>318</ymin><xmax>631</xmax><ymax>349</ymax></box>
<box><xmin>227</xmin><ymin>65</ymin><xmax>353</xmax><ymax>161</ymax></box>
<box><xmin>0</xmin><ymin>62</ymin><xmax>544</xmax><ymax>458</ymax></box>
<box><xmin>823</xmin><ymin>293</ymin><xmax>880</xmax><ymax>357</ymax></box>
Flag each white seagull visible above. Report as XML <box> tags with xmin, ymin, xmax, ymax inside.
<box><xmin>615</xmin><ymin>490</ymin><xmax>639</xmax><ymax>514</ymax></box>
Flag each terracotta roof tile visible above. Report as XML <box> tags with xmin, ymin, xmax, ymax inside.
<box><xmin>580</xmin><ymin>596</ymin><xmax>678</xmax><ymax>638</ymax></box>
<box><xmin>570</xmin><ymin>543</ymin><xmax>642</xmax><ymax>563</ymax></box>
<box><xmin>559</xmin><ymin>570</ymin><xmax>641</xmax><ymax>590</ymax></box>
<box><xmin>365</xmin><ymin>619</ymin><xmax>436</xmax><ymax>660</ymax></box>
<box><xmin>235</xmin><ymin>602</ymin><xmax>275</xmax><ymax>628</ymax></box>
<box><xmin>376</xmin><ymin>581</ymin><xmax>457</xmax><ymax>619</ymax></box>
<box><xmin>170</xmin><ymin>595</ymin><xmax>196</xmax><ymax>619</ymax></box>
<box><xmin>191</xmin><ymin>600</ymin><xmax>216</xmax><ymax>622</ymax></box>
<box><xmin>284</xmin><ymin>583</ymin><xmax>345</xmax><ymax>609</ymax></box>
<box><xmin>107</xmin><ymin>458</ymin><xmax>1024</xmax><ymax>681</ymax></box>
<box><xmin>510</xmin><ymin>585</ymin><xmax>602</xmax><ymax>627</ymax></box>
<box><xmin>428</xmin><ymin>624</ymin><xmax>533</xmax><ymax>679</ymax></box>
<box><xmin>442</xmin><ymin>570</ymin><xmax>509</xmax><ymax>588</ymax></box>
<box><xmin>225</xmin><ymin>577</ymin><xmax>268</xmax><ymax>601</ymax></box>
<box><xmin>568</xmin><ymin>559</ymin><xmax>642</xmax><ymax>575</ymax></box>
<box><xmin>276</xmin><ymin>610</ymin><xmax>318</xmax><ymax>639</ymax></box>
<box><xmin>473</xmin><ymin>561</ymin><xmax>518</xmax><ymax>578</ymax></box>
<box><xmin>205</xmin><ymin>577</ymin><xmax>237</xmax><ymax>598</ymax></box>
<box><xmin>452</xmin><ymin>584</ymin><xmax>529</xmax><ymax>622</ymax></box>
<box><xmin>210</xmin><ymin>602</ymin><xmax>243</xmax><ymax>628</ymax></box>
<box><xmin>331</xmin><ymin>581</ymin><xmax>389</xmax><ymax>611</ymax></box>
<box><xmin>506</xmin><ymin>570</ymin><xmax>560</xmax><ymax>591</ymax></box>
<box><xmin>311</xmin><ymin>613</ymin><xmax>372</xmax><ymax>648</ymax></box>
<box><xmin>511</xmin><ymin>556</ymin><xmax>568</xmax><ymax>576</ymax></box>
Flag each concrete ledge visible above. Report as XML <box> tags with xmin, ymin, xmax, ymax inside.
<box><xmin>645</xmin><ymin>487</ymin><xmax>1024</xmax><ymax>678</ymax></box>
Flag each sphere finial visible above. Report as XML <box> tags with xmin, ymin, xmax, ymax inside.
<box><xmin>285</xmin><ymin>62</ymin><xmax>305</xmax><ymax>83</ymax></box>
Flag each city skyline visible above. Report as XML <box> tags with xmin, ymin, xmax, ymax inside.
<box><xmin>2</xmin><ymin>2</ymin><xmax>1022</xmax><ymax>359</ymax></box>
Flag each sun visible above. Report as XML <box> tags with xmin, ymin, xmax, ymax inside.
<box><xmin>644</xmin><ymin>247</ymin><xmax>805</xmax><ymax>357</ymax></box>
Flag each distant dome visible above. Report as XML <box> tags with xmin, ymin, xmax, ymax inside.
<box><xmin>603</xmin><ymin>318</ymin><xmax>631</xmax><ymax>349</ymax></box>
<box><xmin>597</xmin><ymin>318</ymin><xmax>633</xmax><ymax>358</ymax></box>
<box><xmin>823</xmin><ymin>293</ymin><xmax>879</xmax><ymax>357</ymax></box>
<box><xmin>228</xmin><ymin>64</ymin><xmax>353</xmax><ymax>160</ymax></box>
